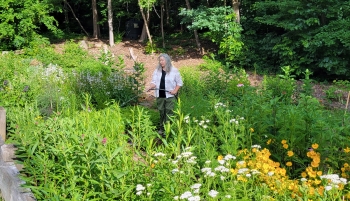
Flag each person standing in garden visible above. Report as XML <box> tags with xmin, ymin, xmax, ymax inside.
<box><xmin>147</xmin><ymin>53</ymin><xmax>183</xmax><ymax>132</ymax></box>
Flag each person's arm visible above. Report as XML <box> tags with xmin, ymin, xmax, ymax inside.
<box><xmin>170</xmin><ymin>85</ymin><xmax>181</xmax><ymax>95</ymax></box>
<box><xmin>170</xmin><ymin>68</ymin><xmax>183</xmax><ymax>95</ymax></box>
<box><xmin>147</xmin><ymin>83</ymin><xmax>156</xmax><ymax>92</ymax></box>
<box><xmin>147</xmin><ymin>70</ymin><xmax>158</xmax><ymax>92</ymax></box>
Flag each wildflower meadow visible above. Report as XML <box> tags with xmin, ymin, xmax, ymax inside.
<box><xmin>1</xmin><ymin>42</ymin><xmax>350</xmax><ymax>200</ymax></box>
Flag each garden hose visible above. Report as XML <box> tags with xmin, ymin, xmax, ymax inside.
<box><xmin>150</xmin><ymin>88</ymin><xmax>179</xmax><ymax>101</ymax></box>
<box><xmin>119</xmin><ymin>88</ymin><xmax>178</xmax><ymax>107</ymax></box>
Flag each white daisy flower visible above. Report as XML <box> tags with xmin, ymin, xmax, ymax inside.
<box><xmin>180</xmin><ymin>191</ymin><xmax>192</xmax><ymax>199</ymax></box>
<box><xmin>208</xmin><ymin>190</ymin><xmax>219</xmax><ymax>198</ymax></box>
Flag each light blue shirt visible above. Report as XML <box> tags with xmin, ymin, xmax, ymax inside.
<box><xmin>151</xmin><ymin>67</ymin><xmax>183</xmax><ymax>98</ymax></box>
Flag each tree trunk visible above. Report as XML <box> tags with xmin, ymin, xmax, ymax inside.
<box><xmin>165</xmin><ymin>0</ymin><xmax>170</xmax><ymax>26</ymax></box>
<box><xmin>64</xmin><ymin>1</ymin><xmax>69</xmax><ymax>31</ymax></box>
<box><xmin>138</xmin><ymin>0</ymin><xmax>152</xmax><ymax>46</ymax></box>
<box><xmin>108</xmin><ymin>0</ymin><xmax>114</xmax><ymax>46</ymax></box>
<box><xmin>92</xmin><ymin>0</ymin><xmax>99</xmax><ymax>39</ymax></box>
<box><xmin>185</xmin><ymin>0</ymin><xmax>203</xmax><ymax>54</ymax></box>
<box><xmin>161</xmin><ymin>3</ymin><xmax>165</xmax><ymax>48</ymax></box>
<box><xmin>232</xmin><ymin>0</ymin><xmax>240</xmax><ymax>23</ymax></box>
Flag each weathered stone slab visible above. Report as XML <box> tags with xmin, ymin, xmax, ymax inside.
<box><xmin>0</xmin><ymin>107</ymin><xmax>6</xmax><ymax>142</ymax></box>
<box><xmin>0</xmin><ymin>138</ymin><xmax>36</xmax><ymax>201</ymax></box>
<box><xmin>1</xmin><ymin>144</ymin><xmax>16</xmax><ymax>162</ymax></box>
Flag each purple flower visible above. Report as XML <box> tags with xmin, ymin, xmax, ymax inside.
<box><xmin>237</xmin><ymin>83</ymin><xmax>244</xmax><ymax>87</ymax></box>
<box><xmin>23</xmin><ymin>85</ymin><xmax>30</xmax><ymax>92</ymax></box>
<box><xmin>3</xmin><ymin>80</ymin><xmax>9</xmax><ymax>86</ymax></box>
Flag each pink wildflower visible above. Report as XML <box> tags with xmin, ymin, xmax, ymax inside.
<box><xmin>237</xmin><ymin>83</ymin><xmax>244</xmax><ymax>87</ymax></box>
<box><xmin>102</xmin><ymin>137</ymin><xmax>107</xmax><ymax>145</ymax></box>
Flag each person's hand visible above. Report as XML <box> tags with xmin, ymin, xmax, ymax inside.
<box><xmin>170</xmin><ymin>90</ymin><xmax>177</xmax><ymax>95</ymax></box>
<box><xmin>147</xmin><ymin>84</ymin><xmax>156</xmax><ymax>92</ymax></box>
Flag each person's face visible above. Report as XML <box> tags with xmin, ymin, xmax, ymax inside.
<box><xmin>159</xmin><ymin>57</ymin><xmax>166</xmax><ymax>68</ymax></box>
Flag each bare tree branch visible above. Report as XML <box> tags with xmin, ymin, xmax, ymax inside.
<box><xmin>63</xmin><ymin>0</ymin><xmax>90</xmax><ymax>37</ymax></box>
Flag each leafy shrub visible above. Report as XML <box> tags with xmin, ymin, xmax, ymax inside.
<box><xmin>69</xmin><ymin>70</ymin><xmax>137</xmax><ymax>109</ymax></box>
<box><xmin>325</xmin><ymin>80</ymin><xmax>350</xmax><ymax>102</ymax></box>
<box><xmin>262</xmin><ymin>75</ymin><xmax>296</xmax><ymax>104</ymax></box>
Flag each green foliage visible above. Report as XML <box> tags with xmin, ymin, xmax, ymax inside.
<box><xmin>69</xmin><ymin>70</ymin><xmax>137</xmax><ymax>110</ymax></box>
<box><xmin>263</xmin><ymin>66</ymin><xmax>297</xmax><ymax>104</ymax></box>
<box><xmin>198</xmin><ymin>54</ymin><xmax>222</xmax><ymax>71</ymax></box>
<box><xmin>179</xmin><ymin>6</ymin><xmax>243</xmax><ymax>64</ymax></box>
<box><xmin>2</xmin><ymin>39</ymin><xmax>350</xmax><ymax>200</ymax></box>
<box><xmin>145</xmin><ymin>41</ymin><xmax>157</xmax><ymax>54</ymax></box>
<box><xmin>242</xmin><ymin>0</ymin><xmax>350</xmax><ymax>77</ymax></box>
<box><xmin>8</xmin><ymin>104</ymin><xmax>132</xmax><ymax>200</ymax></box>
<box><xmin>0</xmin><ymin>0</ymin><xmax>60</xmax><ymax>50</ymax></box>
<box><xmin>324</xmin><ymin>80</ymin><xmax>350</xmax><ymax>102</ymax></box>
<box><xmin>0</xmin><ymin>53</ymin><xmax>39</xmax><ymax>107</ymax></box>
<box><xmin>114</xmin><ymin>31</ymin><xmax>124</xmax><ymax>43</ymax></box>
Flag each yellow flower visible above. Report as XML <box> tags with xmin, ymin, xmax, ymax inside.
<box><xmin>317</xmin><ymin>171</ymin><xmax>322</xmax><ymax>176</ymax></box>
<box><xmin>314</xmin><ymin>179</ymin><xmax>321</xmax><ymax>185</ymax></box>
<box><xmin>249</xmin><ymin>128</ymin><xmax>254</xmax><ymax>133</ymax></box>
<box><xmin>281</xmin><ymin>140</ymin><xmax>287</xmax><ymax>144</ymax></box>
<box><xmin>307</xmin><ymin>150</ymin><xmax>317</xmax><ymax>158</ymax></box>
<box><xmin>283</xmin><ymin>144</ymin><xmax>289</xmax><ymax>149</ymax></box>
<box><xmin>344</xmin><ymin>163</ymin><xmax>349</xmax><ymax>168</ymax></box>
<box><xmin>311</xmin><ymin>143</ymin><xmax>319</xmax><ymax>149</ymax></box>
<box><xmin>308</xmin><ymin>170</ymin><xmax>317</xmax><ymax>178</ymax></box>
<box><xmin>311</xmin><ymin>161</ymin><xmax>319</xmax><ymax>168</ymax></box>
<box><xmin>286</xmin><ymin>161</ymin><xmax>293</xmax><ymax>167</ymax></box>
<box><xmin>344</xmin><ymin>147</ymin><xmax>350</xmax><ymax>153</ymax></box>
<box><xmin>151</xmin><ymin>163</ymin><xmax>155</xmax><ymax>168</ymax></box>
<box><xmin>217</xmin><ymin>155</ymin><xmax>224</xmax><ymax>161</ymax></box>
<box><xmin>301</xmin><ymin>172</ymin><xmax>307</xmax><ymax>178</ymax></box>
<box><xmin>267</xmin><ymin>139</ymin><xmax>272</xmax><ymax>145</ymax></box>
<box><xmin>318</xmin><ymin>186</ymin><xmax>324</xmax><ymax>195</ymax></box>
<box><xmin>287</xmin><ymin>151</ymin><xmax>294</xmax><ymax>157</ymax></box>
<box><xmin>312</xmin><ymin>157</ymin><xmax>320</xmax><ymax>164</ymax></box>
<box><xmin>279</xmin><ymin>168</ymin><xmax>286</xmax><ymax>176</ymax></box>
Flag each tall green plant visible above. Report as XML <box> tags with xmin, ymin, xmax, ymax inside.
<box><xmin>0</xmin><ymin>0</ymin><xmax>60</xmax><ymax>50</ymax></box>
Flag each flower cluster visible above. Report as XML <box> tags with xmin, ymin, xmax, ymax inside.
<box><xmin>41</xmin><ymin>63</ymin><xmax>65</xmax><ymax>81</ymax></box>
<box><xmin>306</xmin><ymin>144</ymin><xmax>321</xmax><ymax>168</ymax></box>
<box><xmin>341</xmin><ymin>163</ymin><xmax>350</xmax><ymax>178</ymax></box>
<box><xmin>155</xmin><ymin>146</ymin><xmax>349</xmax><ymax>200</ymax></box>
<box><xmin>171</xmin><ymin>149</ymin><xmax>198</xmax><ymax>167</ymax></box>
<box><xmin>184</xmin><ymin>115</ymin><xmax>190</xmax><ymax>123</ymax></box>
<box><xmin>193</xmin><ymin>119</ymin><xmax>210</xmax><ymax>129</ymax></box>
<box><xmin>214</xmin><ymin>102</ymin><xmax>226</xmax><ymax>109</ymax></box>
<box><xmin>229</xmin><ymin>116</ymin><xmax>244</xmax><ymax>124</ymax></box>
<box><xmin>135</xmin><ymin>184</ymin><xmax>145</xmax><ymax>196</ymax></box>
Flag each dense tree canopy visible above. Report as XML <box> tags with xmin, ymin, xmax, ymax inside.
<box><xmin>241</xmin><ymin>0</ymin><xmax>350</xmax><ymax>78</ymax></box>
<box><xmin>1</xmin><ymin>0</ymin><xmax>349</xmax><ymax>79</ymax></box>
<box><xmin>0</xmin><ymin>0</ymin><xmax>60</xmax><ymax>49</ymax></box>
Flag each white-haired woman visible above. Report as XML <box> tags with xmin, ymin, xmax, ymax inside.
<box><xmin>147</xmin><ymin>53</ymin><xmax>183</xmax><ymax>132</ymax></box>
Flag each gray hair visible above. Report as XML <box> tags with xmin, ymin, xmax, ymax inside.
<box><xmin>157</xmin><ymin>53</ymin><xmax>173</xmax><ymax>73</ymax></box>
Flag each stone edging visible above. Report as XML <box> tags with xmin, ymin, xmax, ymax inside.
<box><xmin>0</xmin><ymin>138</ymin><xmax>36</xmax><ymax>201</ymax></box>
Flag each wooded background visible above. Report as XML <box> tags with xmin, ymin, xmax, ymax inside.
<box><xmin>1</xmin><ymin>0</ymin><xmax>349</xmax><ymax>79</ymax></box>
